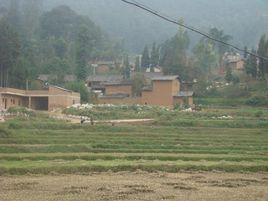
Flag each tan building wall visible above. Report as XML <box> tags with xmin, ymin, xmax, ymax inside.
<box><xmin>172</xmin><ymin>79</ymin><xmax>180</xmax><ymax>96</ymax></box>
<box><xmin>141</xmin><ymin>80</ymin><xmax>179</xmax><ymax>108</ymax></box>
<box><xmin>48</xmin><ymin>86</ymin><xmax>80</xmax><ymax>110</ymax></box>
<box><xmin>105</xmin><ymin>85</ymin><xmax>132</xmax><ymax>96</ymax></box>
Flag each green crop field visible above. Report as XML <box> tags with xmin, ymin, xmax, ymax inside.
<box><xmin>0</xmin><ymin>106</ymin><xmax>268</xmax><ymax>175</ymax></box>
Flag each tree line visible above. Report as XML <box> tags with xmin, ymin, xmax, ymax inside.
<box><xmin>140</xmin><ymin>24</ymin><xmax>268</xmax><ymax>83</ymax></box>
<box><xmin>0</xmin><ymin>1</ymin><xmax>122</xmax><ymax>90</ymax></box>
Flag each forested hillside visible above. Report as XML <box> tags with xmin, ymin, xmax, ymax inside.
<box><xmin>0</xmin><ymin>0</ymin><xmax>121</xmax><ymax>92</ymax></box>
<box><xmin>37</xmin><ymin>0</ymin><xmax>268</xmax><ymax>52</ymax></box>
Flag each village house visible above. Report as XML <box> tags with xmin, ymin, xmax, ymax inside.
<box><xmin>97</xmin><ymin>75</ymin><xmax>194</xmax><ymax>108</ymax></box>
<box><xmin>0</xmin><ymin>85</ymin><xmax>80</xmax><ymax>111</ymax></box>
<box><xmin>87</xmin><ymin>75</ymin><xmax>124</xmax><ymax>95</ymax></box>
<box><xmin>220</xmin><ymin>53</ymin><xmax>245</xmax><ymax>75</ymax></box>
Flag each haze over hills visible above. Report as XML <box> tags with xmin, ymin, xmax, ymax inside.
<box><xmin>43</xmin><ymin>0</ymin><xmax>268</xmax><ymax>52</ymax></box>
<box><xmin>1</xmin><ymin>0</ymin><xmax>268</xmax><ymax>52</ymax></box>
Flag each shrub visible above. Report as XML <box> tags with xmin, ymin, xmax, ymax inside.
<box><xmin>0</xmin><ymin>126</ymin><xmax>11</xmax><ymax>137</ymax></box>
<box><xmin>8</xmin><ymin>122</ymin><xmax>23</xmax><ymax>129</ymax></box>
<box><xmin>255</xmin><ymin>111</ymin><xmax>264</xmax><ymax>118</ymax></box>
<box><xmin>245</xmin><ymin>96</ymin><xmax>268</xmax><ymax>106</ymax></box>
<box><xmin>7</xmin><ymin>107</ymin><xmax>35</xmax><ymax>116</ymax></box>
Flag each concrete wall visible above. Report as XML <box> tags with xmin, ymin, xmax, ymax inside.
<box><xmin>105</xmin><ymin>85</ymin><xmax>132</xmax><ymax>96</ymax></box>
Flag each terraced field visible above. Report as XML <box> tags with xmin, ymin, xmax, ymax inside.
<box><xmin>0</xmin><ymin>108</ymin><xmax>268</xmax><ymax>174</ymax></box>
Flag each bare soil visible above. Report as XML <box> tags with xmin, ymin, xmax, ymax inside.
<box><xmin>1</xmin><ymin>172</ymin><xmax>268</xmax><ymax>201</ymax></box>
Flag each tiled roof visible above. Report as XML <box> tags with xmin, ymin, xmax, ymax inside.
<box><xmin>104</xmin><ymin>80</ymin><xmax>132</xmax><ymax>86</ymax></box>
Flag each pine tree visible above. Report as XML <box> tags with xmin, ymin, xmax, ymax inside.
<box><xmin>76</xmin><ymin>26</ymin><xmax>90</xmax><ymax>81</ymax></box>
<box><xmin>135</xmin><ymin>56</ymin><xmax>140</xmax><ymax>72</ymax></box>
<box><xmin>151</xmin><ymin>42</ymin><xmax>159</xmax><ymax>67</ymax></box>
<box><xmin>141</xmin><ymin>45</ymin><xmax>150</xmax><ymax>70</ymax></box>
<box><xmin>123</xmin><ymin>54</ymin><xmax>130</xmax><ymax>79</ymax></box>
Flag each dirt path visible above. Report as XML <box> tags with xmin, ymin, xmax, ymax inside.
<box><xmin>50</xmin><ymin>112</ymin><xmax>154</xmax><ymax>125</ymax></box>
<box><xmin>1</xmin><ymin>172</ymin><xmax>267</xmax><ymax>201</ymax></box>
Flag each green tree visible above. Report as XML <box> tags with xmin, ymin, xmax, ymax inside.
<box><xmin>123</xmin><ymin>54</ymin><xmax>130</xmax><ymax>79</ymax></box>
<box><xmin>193</xmin><ymin>39</ymin><xmax>218</xmax><ymax>79</ymax></box>
<box><xmin>0</xmin><ymin>19</ymin><xmax>20</xmax><ymax>87</ymax></box>
<box><xmin>65</xmin><ymin>81</ymin><xmax>89</xmax><ymax>103</ymax></box>
<box><xmin>52</xmin><ymin>37</ymin><xmax>68</xmax><ymax>59</ymax></box>
<box><xmin>208</xmin><ymin>27</ymin><xmax>232</xmax><ymax>66</ymax></box>
<box><xmin>160</xmin><ymin>22</ymin><xmax>190</xmax><ymax>79</ymax></box>
<box><xmin>245</xmin><ymin>49</ymin><xmax>257</xmax><ymax>79</ymax></box>
<box><xmin>225</xmin><ymin>67</ymin><xmax>233</xmax><ymax>83</ymax></box>
<box><xmin>141</xmin><ymin>45</ymin><xmax>150</xmax><ymax>70</ymax></box>
<box><xmin>76</xmin><ymin>25</ymin><xmax>91</xmax><ymax>80</ymax></box>
<box><xmin>132</xmin><ymin>73</ymin><xmax>146</xmax><ymax>97</ymax></box>
<box><xmin>151</xmin><ymin>42</ymin><xmax>159</xmax><ymax>67</ymax></box>
<box><xmin>257</xmin><ymin>35</ymin><xmax>268</xmax><ymax>79</ymax></box>
<box><xmin>135</xmin><ymin>56</ymin><xmax>140</xmax><ymax>72</ymax></box>
<box><xmin>9</xmin><ymin>56</ymin><xmax>36</xmax><ymax>89</ymax></box>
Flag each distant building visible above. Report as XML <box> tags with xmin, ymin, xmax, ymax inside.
<box><xmin>86</xmin><ymin>75</ymin><xmax>124</xmax><ymax>95</ymax></box>
<box><xmin>220</xmin><ymin>53</ymin><xmax>245</xmax><ymax>74</ymax></box>
<box><xmin>0</xmin><ymin>86</ymin><xmax>80</xmax><ymax>111</ymax></box>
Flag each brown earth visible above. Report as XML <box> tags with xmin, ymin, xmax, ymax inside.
<box><xmin>1</xmin><ymin>172</ymin><xmax>268</xmax><ymax>201</ymax></box>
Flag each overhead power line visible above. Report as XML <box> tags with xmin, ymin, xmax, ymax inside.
<box><xmin>121</xmin><ymin>0</ymin><xmax>268</xmax><ymax>61</ymax></box>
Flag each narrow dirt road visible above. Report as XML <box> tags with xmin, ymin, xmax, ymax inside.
<box><xmin>1</xmin><ymin>172</ymin><xmax>267</xmax><ymax>201</ymax></box>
